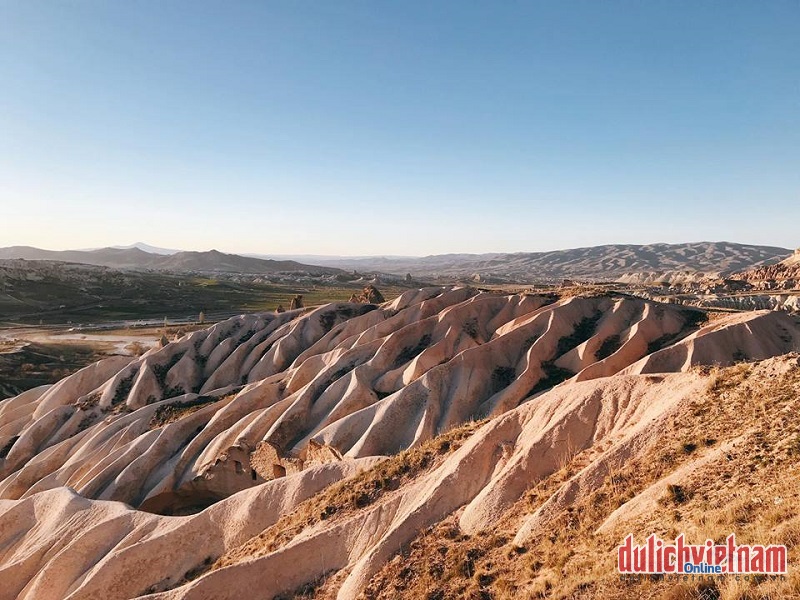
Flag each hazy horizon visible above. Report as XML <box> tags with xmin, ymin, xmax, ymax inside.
<box><xmin>1</xmin><ymin>238</ymin><xmax>796</xmax><ymax>260</ymax></box>
<box><xmin>2</xmin><ymin>2</ymin><xmax>798</xmax><ymax>254</ymax></box>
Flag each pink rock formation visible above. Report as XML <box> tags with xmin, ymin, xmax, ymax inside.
<box><xmin>0</xmin><ymin>287</ymin><xmax>798</xmax><ymax>599</ymax></box>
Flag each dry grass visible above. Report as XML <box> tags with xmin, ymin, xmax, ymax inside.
<box><xmin>358</xmin><ymin>355</ymin><xmax>800</xmax><ymax>600</ymax></box>
<box><xmin>148</xmin><ymin>394</ymin><xmax>231</xmax><ymax>428</ymax></box>
<box><xmin>211</xmin><ymin>419</ymin><xmax>485</xmax><ymax>573</ymax></box>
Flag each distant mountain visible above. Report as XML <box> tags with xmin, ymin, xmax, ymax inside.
<box><xmin>111</xmin><ymin>242</ymin><xmax>181</xmax><ymax>255</ymax></box>
<box><xmin>155</xmin><ymin>249</ymin><xmax>341</xmax><ymax>274</ymax></box>
<box><xmin>0</xmin><ymin>246</ymin><xmax>342</xmax><ymax>275</ymax></box>
<box><xmin>0</xmin><ymin>246</ymin><xmax>164</xmax><ymax>268</ymax></box>
<box><xmin>305</xmin><ymin>242</ymin><xmax>793</xmax><ymax>283</ymax></box>
<box><xmin>1</xmin><ymin>242</ymin><xmax>791</xmax><ymax>282</ymax></box>
<box><xmin>244</xmin><ymin>253</ymin><xmax>420</xmax><ymax>263</ymax></box>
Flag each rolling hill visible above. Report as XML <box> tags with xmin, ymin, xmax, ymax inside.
<box><xmin>2</xmin><ymin>242</ymin><xmax>791</xmax><ymax>283</ymax></box>
<box><xmin>306</xmin><ymin>242</ymin><xmax>792</xmax><ymax>283</ymax></box>
<box><xmin>0</xmin><ymin>246</ymin><xmax>342</xmax><ymax>275</ymax></box>
<box><xmin>0</xmin><ymin>260</ymin><xmax>351</xmax><ymax>325</ymax></box>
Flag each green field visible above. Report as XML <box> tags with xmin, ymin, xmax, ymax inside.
<box><xmin>0</xmin><ymin>267</ymin><xmax>409</xmax><ymax>326</ymax></box>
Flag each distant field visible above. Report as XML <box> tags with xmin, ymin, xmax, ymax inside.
<box><xmin>0</xmin><ymin>265</ymin><xmax>409</xmax><ymax>326</ymax></box>
<box><xmin>0</xmin><ymin>268</ymin><xmax>411</xmax><ymax>398</ymax></box>
<box><xmin>0</xmin><ymin>340</ymin><xmax>106</xmax><ymax>399</ymax></box>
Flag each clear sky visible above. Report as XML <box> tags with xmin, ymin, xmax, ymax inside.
<box><xmin>1</xmin><ymin>1</ymin><xmax>798</xmax><ymax>256</ymax></box>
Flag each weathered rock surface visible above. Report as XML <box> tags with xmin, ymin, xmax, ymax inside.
<box><xmin>1</xmin><ymin>287</ymin><xmax>799</xmax><ymax>600</ymax></box>
<box><xmin>348</xmin><ymin>285</ymin><xmax>385</xmax><ymax>304</ymax></box>
<box><xmin>734</xmin><ymin>248</ymin><xmax>800</xmax><ymax>289</ymax></box>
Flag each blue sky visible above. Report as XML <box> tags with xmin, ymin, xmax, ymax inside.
<box><xmin>1</xmin><ymin>1</ymin><xmax>798</xmax><ymax>255</ymax></box>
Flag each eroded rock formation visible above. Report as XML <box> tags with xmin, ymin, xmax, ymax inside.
<box><xmin>1</xmin><ymin>287</ymin><xmax>799</xmax><ymax>599</ymax></box>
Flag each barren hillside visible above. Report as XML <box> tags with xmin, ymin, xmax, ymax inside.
<box><xmin>308</xmin><ymin>242</ymin><xmax>791</xmax><ymax>283</ymax></box>
<box><xmin>1</xmin><ymin>287</ymin><xmax>799</xmax><ymax>599</ymax></box>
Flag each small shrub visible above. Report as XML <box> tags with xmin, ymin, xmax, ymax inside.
<box><xmin>596</xmin><ymin>334</ymin><xmax>622</xmax><ymax>360</ymax></box>
<box><xmin>462</xmin><ymin>318</ymin><xmax>480</xmax><ymax>340</ymax></box>
<box><xmin>393</xmin><ymin>334</ymin><xmax>432</xmax><ymax>368</ymax></box>
<box><xmin>663</xmin><ymin>484</ymin><xmax>690</xmax><ymax>505</ymax></box>
<box><xmin>490</xmin><ymin>366</ymin><xmax>517</xmax><ymax>395</ymax></box>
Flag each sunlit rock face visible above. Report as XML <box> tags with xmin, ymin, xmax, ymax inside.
<box><xmin>2</xmin><ymin>287</ymin><xmax>799</xmax><ymax>600</ymax></box>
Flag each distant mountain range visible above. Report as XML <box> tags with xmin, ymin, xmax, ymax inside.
<box><xmin>299</xmin><ymin>242</ymin><xmax>794</xmax><ymax>282</ymax></box>
<box><xmin>0</xmin><ymin>242</ymin><xmax>792</xmax><ymax>282</ymax></box>
<box><xmin>0</xmin><ymin>246</ymin><xmax>342</xmax><ymax>275</ymax></box>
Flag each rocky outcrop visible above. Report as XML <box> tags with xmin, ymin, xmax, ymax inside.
<box><xmin>635</xmin><ymin>291</ymin><xmax>800</xmax><ymax>313</ymax></box>
<box><xmin>691</xmin><ymin>293</ymin><xmax>800</xmax><ymax>313</ymax></box>
<box><xmin>0</xmin><ymin>289</ymin><xmax>704</xmax><ymax>508</ymax></box>
<box><xmin>734</xmin><ymin>248</ymin><xmax>800</xmax><ymax>290</ymax></box>
<box><xmin>348</xmin><ymin>285</ymin><xmax>385</xmax><ymax>304</ymax></box>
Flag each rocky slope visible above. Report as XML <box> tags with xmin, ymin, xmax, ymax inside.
<box><xmin>1</xmin><ymin>287</ymin><xmax>799</xmax><ymax>599</ymax></box>
<box><xmin>672</xmin><ymin>293</ymin><xmax>800</xmax><ymax>313</ymax></box>
<box><xmin>734</xmin><ymin>248</ymin><xmax>800</xmax><ymax>290</ymax></box>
